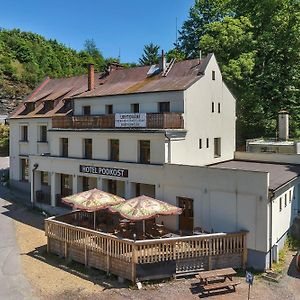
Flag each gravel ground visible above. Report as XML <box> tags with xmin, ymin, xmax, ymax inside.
<box><xmin>5</xmin><ymin>197</ymin><xmax>300</xmax><ymax>300</ymax></box>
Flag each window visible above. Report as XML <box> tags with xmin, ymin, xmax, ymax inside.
<box><xmin>289</xmin><ymin>190</ymin><xmax>292</xmax><ymax>203</ymax></box>
<box><xmin>206</xmin><ymin>138</ymin><xmax>209</xmax><ymax>148</ymax></box>
<box><xmin>20</xmin><ymin>125</ymin><xmax>28</xmax><ymax>142</ymax></box>
<box><xmin>84</xmin><ymin>139</ymin><xmax>92</xmax><ymax>159</ymax></box>
<box><xmin>214</xmin><ymin>138</ymin><xmax>221</xmax><ymax>158</ymax></box>
<box><xmin>131</xmin><ymin>103</ymin><xmax>139</xmax><ymax>113</ymax></box>
<box><xmin>199</xmin><ymin>139</ymin><xmax>202</xmax><ymax>149</ymax></box>
<box><xmin>110</xmin><ymin>139</ymin><xmax>119</xmax><ymax>161</ymax></box>
<box><xmin>39</xmin><ymin>125</ymin><xmax>47</xmax><ymax>142</ymax></box>
<box><xmin>105</xmin><ymin>104</ymin><xmax>113</xmax><ymax>114</ymax></box>
<box><xmin>218</xmin><ymin>103</ymin><xmax>221</xmax><ymax>113</ymax></box>
<box><xmin>61</xmin><ymin>174</ymin><xmax>72</xmax><ymax>196</ymax></box>
<box><xmin>83</xmin><ymin>106</ymin><xmax>91</xmax><ymax>116</ymax></box>
<box><xmin>212</xmin><ymin>102</ymin><xmax>215</xmax><ymax>113</ymax></box>
<box><xmin>108</xmin><ymin>179</ymin><xmax>117</xmax><ymax>195</ymax></box>
<box><xmin>139</xmin><ymin>140</ymin><xmax>150</xmax><ymax>164</ymax></box>
<box><xmin>21</xmin><ymin>158</ymin><xmax>29</xmax><ymax>181</ymax></box>
<box><xmin>279</xmin><ymin>197</ymin><xmax>282</xmax><ymax>211</ymax></box>
<box><xmin>41</xmin><ymin>171</ymin><xmax>49</xmax><ymax>185</ymax></box>
<box><xmin>285</xmin><ymin>194</ymin><xmax>287</xmax><ymax>207</ymax></box>
<box><xmin>158</xmin><ymin>102</ymin><xmax>170</xmax><ymax>113</ymax></box>
<box><xmin>136</xmin><ymin>183</ymin><xmax>141</xmax><ymax>196</ymax></box>
<box><xmin>212</xmin><ymin>70</ymin><xmax>216</xmax><ymax>80</ymax></box>
<box><xmin>61</xmin><ymin>138</ymin><xmax>68</xmax><ymax>157</ymax></box>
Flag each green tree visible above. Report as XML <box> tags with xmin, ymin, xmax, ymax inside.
<box><xmin>0</xmin><ymin>124</ymin><xmax>9</xmax><ymax>156</ymax></box>
<box><xmin>178</xmin><ymin>0</ymin><xmax>300</xmax><ymax>142</ymax></box>
<box><xmin>178</xmin><ymin>0</ymin><xmax>231</xmax><ymax>58</ymax></box>
<box><xmin>139</xmin><ymin>43</ymin><xmax>160</xmax><ymax>65</ymax></box>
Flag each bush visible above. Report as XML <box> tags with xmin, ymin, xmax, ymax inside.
<box><xmin>0</xmin><ymin>124</ymin><xmax>9</xmax><ymax>156</ymax></box>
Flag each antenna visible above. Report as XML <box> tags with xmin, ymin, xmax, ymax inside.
<box><xmin>118</xmin><ymin>48</ymin><xmax>121</xmax><ymax>62</ymax></box>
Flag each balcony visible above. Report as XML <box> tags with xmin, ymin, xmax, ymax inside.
<box><xmin>52</xmin><ymin>113</ymin><xmax>184</xmax><ymax>130</ymax></box>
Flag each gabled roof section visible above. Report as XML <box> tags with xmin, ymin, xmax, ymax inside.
<box><xmin>10</xmin><ymin>54</ymin><xmax>214</xmax><ymax>119</ymax></box>
<box><xmin>76</xmin><ymin>57</ymin><xmax>209</xmax><ymax>98</ymax></box>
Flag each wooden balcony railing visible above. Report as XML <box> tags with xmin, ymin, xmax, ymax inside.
<box><xmin>52</xmin><ymin>113</ymin><xmax>184</xmax><ymax>130</ymax></box>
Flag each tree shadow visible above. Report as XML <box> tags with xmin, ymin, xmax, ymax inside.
<box><xmin>287</xmin><ymin>254</ymin><xmax>300</xmax><ymax>279</ymax></box>
<box><xmin>25</xmin><ymin>244</ymin><xmax>129</xmax><ymax>290</ymax></box>
<box><xmin>1</xmin><ymin>201</ymin><xmax>45</xmax><ymax>231</ymax></box>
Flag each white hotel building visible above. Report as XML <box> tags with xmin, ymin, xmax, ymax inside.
<box><xmin>9</xmin><ymin>53</ymin><xmax>300</xmax><ymax>270</ymax></box>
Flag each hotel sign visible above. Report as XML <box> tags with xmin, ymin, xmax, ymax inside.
<box><xmin>115</xmin><ymin>113</ymin><xmax>146</xmax><ymax>128</ymax></box>
<box><xmin>80</xmin><ymin>165</ymin><xmax>128</xmax><ymax>178</ymax></box>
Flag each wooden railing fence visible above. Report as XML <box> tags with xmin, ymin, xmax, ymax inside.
<box><xmin>52</xmin><ymin>113</ymin><xmax>184</xmax><ymax>130</ymax></box>
<box><xmin>45</xmin><ymin>213</ymin><xmax>247</xmax><ymax>278</ymax></box>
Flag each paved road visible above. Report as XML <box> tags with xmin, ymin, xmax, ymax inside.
<box><xmin>0</xmin><ymin>187</ymin><xmax>35</xmax><ymax>300</ymax></box>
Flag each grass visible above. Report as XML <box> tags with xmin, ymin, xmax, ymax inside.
<box><xmin>271</xmin><ymin>235</ymin><xmax>300</xmax><ymax>274</ymax></box>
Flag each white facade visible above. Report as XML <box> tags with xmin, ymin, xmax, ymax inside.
<box><xmin>9</xmin><ymin>54</ymin><xmax>300</xmax><ymax>270</ymax></box>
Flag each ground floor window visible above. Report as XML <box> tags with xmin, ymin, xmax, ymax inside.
<box><xmin>41</xmin><ymin>171</ymin><xmax>49</xmax><ymax>185</ymax></box>
<box><xmin>21</xmin><ymin>158</ymin><xmax>29</xmax><ymax>181</ymax></box>
<box><xmin>61</xmin><ymin>174</ymin><xmax>72</xmax><ymax>197</ymax></box>
<box><xmin>107</xmin><ymin>179</ymin><xmax>117</xmax><ymax>195</ymax></box>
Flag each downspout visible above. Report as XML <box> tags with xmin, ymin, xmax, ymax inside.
<box><xmin>269</xmin><ymin>190</ymin><xmax>275</xmax><ymax>269</ymax></box>
<box><xmin>164</xmin><ymin>132</ymin><xmax>171</xmax><ymax>163</ymax></box>
<box><xmin>32</xmin><ymin>163</ymin><xmax>39</xmax><ymax>208</ymax></box>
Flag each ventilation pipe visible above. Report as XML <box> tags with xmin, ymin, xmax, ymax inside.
<box><xmin>88</xmin><ymin>64</ymin><xmax>95</xmax><ymax>91</ymax></box>
<box><xmin>278</xmin><ymin>110</ymin><xmax>289</xmax><ymax>141</ymax></box>
<box><xmin>159</xmin><ymin>50</ymin><xmax>166</xmax><ymax>72</ymax></box>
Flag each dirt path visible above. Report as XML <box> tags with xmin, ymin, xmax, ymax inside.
<box><xmin>9</xmin><ymin>200</ymin><xmax>300</xmax><ymax>299</ymax></box>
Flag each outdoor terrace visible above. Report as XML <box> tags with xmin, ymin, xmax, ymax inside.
<box><xmin>52</xmin><ymin>113</ymin><xmax>184</xmax><ymax>130</ymax></box>
<box><xmin>45</xmin><ymin>210</ymin><xmax>248</xmax><ymax>283</ymax></box>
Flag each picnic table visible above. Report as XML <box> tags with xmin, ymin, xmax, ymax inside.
<box><xmin>196</xmin><ymin>268</ymin><xmax>240</xmax><ymax>295</ymax></box>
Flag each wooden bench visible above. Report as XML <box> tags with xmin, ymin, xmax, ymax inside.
<box><xmin>196</xmin><ymin>268</ymin><xmax>239</xmax><ymax>295</ymax></box>
<box><xmin>202</xmin><ymin>280</ymin><xmax>240</xmax><ymax>292</ymax></box>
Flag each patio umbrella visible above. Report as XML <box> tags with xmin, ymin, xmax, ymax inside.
<box><xmin>62</xmin><ymin>188</ymin><xmax>125</xmax><ymax>229</ymax></box>
<box><xmin>108</xmin><ymin>195</ymin><xmax>182</xmax><ymax>235</ymax></box>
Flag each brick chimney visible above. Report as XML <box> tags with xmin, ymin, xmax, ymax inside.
<box><xmin>88</xmin><ymin>64</ymin><xmax>95</xmax><ymax>91</ymax></box>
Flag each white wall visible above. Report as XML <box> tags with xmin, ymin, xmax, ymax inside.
<box><xmin>29</xmin><ymin>154</ymin><xmax>269</xmax><ymax>253</ymax></box>
<box><xmin>73</xmin><ymin>91</ymin><xmax>184</xmax><ymax>115</ymax></box>
<box><xmin>235</xmin><ymin>151</ymin><xmax>300</xmax><ymax>164</ymax></box>
<box><xmin>170</xmin><ymin>55</ymin><xmax>236</xmax><ymax>166</ymax></box>
<box><xmin>9</xmin><ymin>118</ymin><xmax>51</xmax><ymax>182</ymax></box>
<box><xmin>49</xmin><ymin>130</ymin><xmax>165</xmax><ymax>164</ymax></box>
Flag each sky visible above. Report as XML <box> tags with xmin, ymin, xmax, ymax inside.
<box><xmin>0</xmin><ymin>0</ymin><xmax>195</xmax><ymax>63</ymax></box>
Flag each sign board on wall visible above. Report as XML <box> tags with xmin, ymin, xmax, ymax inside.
<box><xmin>115</xmin><ymin>113</ymin><xmax>146</xmax><ymax>128</ymax></box>
<box><xmin>80</xmin><ymin>165</ymin><xmax>128</xmax><ymax>178</ymax></box>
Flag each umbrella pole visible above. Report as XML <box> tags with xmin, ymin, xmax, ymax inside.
<box><xmin>143</xmin><ymin>220</ymin><xmax>145</xmax><ymax>237</ymax></box>
<box><xmin>94</xmin><ymin>211</ymin><xmax>96</xmax><ymax>230</ymax></box>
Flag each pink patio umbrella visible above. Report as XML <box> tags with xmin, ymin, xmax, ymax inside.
<box><xmin>108</xmin><ymin>195</ymin><xmax>182</xmax><ymax>235</ymax></box>
<box><xmin>62</xmin><ymin>188</ymin><xmax>125</xmax><ymax>229</ymax></box>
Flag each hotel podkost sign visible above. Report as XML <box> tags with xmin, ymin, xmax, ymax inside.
<box><xmin>80</xmin><ymin>165</ymin><xmax>128</xmax><ymax>178</ymax></box>
<box><xmin>115</xmin><ymin>113</ymin><xmax>146</xmax><ymax>128</ymax></box>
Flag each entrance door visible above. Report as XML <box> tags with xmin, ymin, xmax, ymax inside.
<box><xmin>178</xmin><ymin>197</ymin><xmax>194</xmax><ymax>233</ymax></box>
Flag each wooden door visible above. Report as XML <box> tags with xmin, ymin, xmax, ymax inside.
<box><xmin>178</xmin><ymin>197</ymin><xmax>194</xmax><ymax>233</ymax></box>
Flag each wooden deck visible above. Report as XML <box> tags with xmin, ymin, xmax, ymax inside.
<box><xmin>45</xmin><ymin>211</ymin><xmax>248</xmax><ymax>283</ymax></box>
